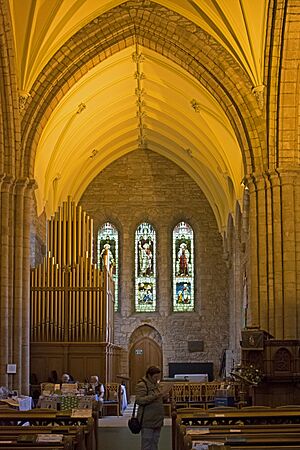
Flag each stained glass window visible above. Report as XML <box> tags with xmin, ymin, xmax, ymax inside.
<box><xmin>98</xmin><ymin>222</ymin><xmax>118</xmax><ymax>311</ymax></box>
<box><xmin>135</xmin><ymin>222</ymin><xmax>156</xmax><ymax>312</ymax></box>
<box><xmin>173</xmin><ymin>222</ymin><xmax>194</xmax><ymax>311</ymax></box>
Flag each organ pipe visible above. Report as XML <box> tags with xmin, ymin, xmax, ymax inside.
<box><xmin>30</xmin><ymin>197</ymin><xmax>114</xmax><ymax>343</ymax></box>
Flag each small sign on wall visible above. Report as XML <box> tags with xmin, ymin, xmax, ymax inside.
<box><xmin>6</xmin><ymin>364</ymin><xmax>17</xmax><ymax>374</ymax></box>
<box><xmin>135</xmin><ymin>349</ymin><xmax>143</xmax><ymax>355</ymax></box>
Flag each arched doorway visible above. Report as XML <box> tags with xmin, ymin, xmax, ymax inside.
<box><xmin>129</xmin><ymin>325</ymin><xmax>163</xmax><ymax>394</ymax></box>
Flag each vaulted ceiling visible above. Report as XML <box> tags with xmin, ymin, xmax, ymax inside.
<box><xmin>9</xmin><ymin>0</ymin><xmax>268</xmax><ymax>230</ymax></box>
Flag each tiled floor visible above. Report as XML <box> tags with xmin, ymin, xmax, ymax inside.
<box><xmin>97</xmin><ymin>400</ymin><xmax>172</xmax><ymax>449</ymax></box>
<box><xmin>97</xmin><ymin>425</ymin><xmax>171</xmax><ymax>450</ymax></box>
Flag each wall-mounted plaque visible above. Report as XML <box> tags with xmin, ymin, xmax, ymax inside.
<box><xmin>188</xmin><ymin>341</ymin><xmax>204</xmax><ymax>352</ymax></box>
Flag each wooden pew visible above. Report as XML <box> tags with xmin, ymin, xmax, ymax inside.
<box><xmin>184</xmin><ymin>433</ymin><xmax>300</xmax><ymax>450</ymax></box>
<box><xmin>173</xmin><ymin>406</ymin><xmax>300</xmax><ymax>426</ymax></box>
<box><xmin>172</xmin><ymin>409</ymin><xmax>300</xmax><ymax>450</ymax></box>
<box><xmin>179</xmin><ymin>423</ymin><xmax>300</xmax><ymax>450</ymax></box>
<box><xmin>0</xmin><ymin>434</ymin><xmax>74</xmax><ymax>449</ymax></box>
<box><xmin>0</xmin><ymin>410</ymin><xmax>96</xmax><ymax>450</ymax></box>
<box><xmin>0</xmin><ymin>425</ymin><xmax>86</xmax><ymax>450</ymax></box>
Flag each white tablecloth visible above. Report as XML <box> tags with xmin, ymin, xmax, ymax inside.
<box><xmin>0</xmin><ymin>396</ymin><xmax>32</xmax><ymax>411</ymax></box>
<box><xmin>18</xmin><ymin>396</ymin><xmax>33</xmax><ymax>411</ymax></box>
<box><xmin>120</xmin><ymin>385</ymin><xmax>127</xmax><ymax>412</ymax></box>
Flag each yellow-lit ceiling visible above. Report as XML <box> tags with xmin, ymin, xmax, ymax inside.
<box><xmin>9</xmin><ymin>0</ymin><xmax>268</xmax><ymax>230</ymax></box>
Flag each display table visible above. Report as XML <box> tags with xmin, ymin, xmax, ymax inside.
<box><xmin>37</xmin><ymin>394</ymin><xmax>100</xmax><ymax>411</ymax></box>
<box><xmin>0</xmin><ymin>396</ymin><xmax>33</xmax><ymax>411</ymax></box>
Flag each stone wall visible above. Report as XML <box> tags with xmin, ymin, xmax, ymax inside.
<box><xmin>30</xmin><ymin>202</ymin><xmax>47</xmax><ymax>267</ymax></box>
<box><xmin>79</xmin><ymin>149</ymin><xmax>229</xmax><ymax>378</ymax></box>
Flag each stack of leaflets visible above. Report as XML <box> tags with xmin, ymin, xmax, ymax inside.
<box><xmin>192</xmin><ymin>441</ymin><xmax>225</xmax><ymax>449</ymax></box>
<box><xmin>36</xmin><ymin>434</ymin><xmax>63</xmax><ymax>443</ymax></box>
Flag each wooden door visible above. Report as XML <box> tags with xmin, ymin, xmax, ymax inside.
<box><xmin>129</xmin><ymin>337</ymin><xmax>162</xmax><ymax>394</ymax></box>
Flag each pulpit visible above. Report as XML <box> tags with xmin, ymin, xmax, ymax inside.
<box><xmin>241</xmin><ymin>328</ymin><xmax>300</xmax><ymax>406</ymax></box>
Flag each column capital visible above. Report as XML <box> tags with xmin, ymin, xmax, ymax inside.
<box><xmin>0</xmin><ymin>174</ymin><xmax>15</xmax><ymax>192</ymax></box>
<box><xmin>275</xmin><ymin>167</ymin><xmax>300</xmax><ymax>186</ymax></box>
<box><xmin>14</xmin><ymin>177</ymin><xmax>37</xmax><ymax>191</ymax></box>
<box><xmin>245</xmin><ymin>172</ymin><xmax>266</xmax><ymax>192</ymax></box>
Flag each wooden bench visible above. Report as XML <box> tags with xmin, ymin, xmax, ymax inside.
<box><xmin>183</xmin><ymin>432</ymin><xmax>300</xmax><ymax>450</ymax></box>
<box><xmin>173</xmin><ymin>407</ymin><xmax>300</xmax><ymax>450</ymax></box>
<box><xmin>0</xmin><ymin>410</ymin><xmax>96</xmax><ymax>450</ymax></box>
<box><xmin>0</xmin><ymin>425</ymin><xmax>86</xmax><ymax>450</ymax></box>
<box><xmin>0</xmin><ymin>434</ymin><xmax>74</xmax><ymax>449</ymax></box>
<box><xmin>179</xmin><ymin>422</ymin><xmax>300</xmax><ymax>450</ymax></box>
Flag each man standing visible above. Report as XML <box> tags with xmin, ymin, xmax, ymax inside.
<box><xmin>135</xmin><ymin>366</ymin><xmax>171</xmax><ymax>450</ymax></box>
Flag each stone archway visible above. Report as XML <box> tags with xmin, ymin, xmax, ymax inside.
<box><xmin>129</xmin><ymin>325</ymin><xmax>163</xmax><ymax>395</ymax></box>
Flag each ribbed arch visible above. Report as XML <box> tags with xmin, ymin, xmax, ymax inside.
<box><xmin>21</xmin><ymin>1</ymin><xmax>264</xmax><ymax>180</ymax></box>
<box><xmin>0</xmin><ymin>0</ymin><xmax>20</xmax><ymax>176</ymax></box>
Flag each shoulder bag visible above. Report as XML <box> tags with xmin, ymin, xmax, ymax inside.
<box><xmin>128</xmin><ymin>379</ymin><xmax>148</xmax><ymax>434</ymax></box>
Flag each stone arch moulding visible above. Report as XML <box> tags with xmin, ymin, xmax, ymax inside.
<box><xmin>21</xmin><ymin>0</ymin><xmax>263</xmax><ymax>180</ymax></box>
<box><xmin>0</xmin><ymin>0</ymin><xmax>20</xmax><ymax>176</ymax></box>
<box><xmin>129</xmin><ymin>324</ymin><xmax>163</xmax><ymax>347</ymax></box>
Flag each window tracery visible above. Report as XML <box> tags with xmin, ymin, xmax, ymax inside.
<box><xmin>98</xmin><ymin>222</ymin><xmax>118</xmax><ymax>311</ymax></box>
<box><xmin>173</xmin><ymin>222</ymin><xmax>194</xmax><ymax>311</ymax></box>
<box><xmin>135</xmin><ymin>222</ymin><xmax>156</xmax><ymax>312</ymax></box>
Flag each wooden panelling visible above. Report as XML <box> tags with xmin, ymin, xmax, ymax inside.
<box><xmin>31</xmin><ymin>342</ymin><xmax>121</xmax><ymax>384</ymax></box>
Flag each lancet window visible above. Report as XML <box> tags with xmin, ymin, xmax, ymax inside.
<box><xmin>173</xmin><ymin>221</ymin><xmax>194</xmax><ymax>311</ymax></box>
<box><xmin>98</xmin><ymin>222</ymin><xmax>119</xmax><ymax>311</ymax></box>
<box><xmin>135</xmin><ymin>222</ymin><xmax>156</xmax><ymax>312</ymax></box>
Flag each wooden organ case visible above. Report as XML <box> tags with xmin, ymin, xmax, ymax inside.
<box><xmin>30</xmin><ymin>198</ymin><xmax>121</xmax><ymax>383</ymax></box>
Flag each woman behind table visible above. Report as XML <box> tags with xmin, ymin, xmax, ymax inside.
<box><xmin>135</xmin><ymin>366</ymin><xmax>171</xmax><ymax>450</ymax></box>
<box><xmin>89</xmin><ymin>375</ymin><xmax>104</xmax><ymax>404</ymax></box>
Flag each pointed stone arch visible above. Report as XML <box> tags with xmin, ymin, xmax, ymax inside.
<box><xmin>129</xmin><ymin>324</ymin><xmax>163</xmax><ymax>393</ymax></box>
<box><xmin>0</xmin><ymin>0</ymin><xmax>20</xmax><ymax>176</ymax></box>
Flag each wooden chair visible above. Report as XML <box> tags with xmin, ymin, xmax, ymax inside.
<box><xmin>203</xmin><ymin>382</ymin><xmax>222</xmax><ymax>409</ymax></box>
<box><xmin>102</xmin><ymin>383</ymin><xmax>120</xmax><ymax>416</ymax></box>
<box><xmin>171</xmin><ymin>383</ymin><xmax>189</xmax><ymax>409</ymax></box>
<box><xmin>188</xmin><ymin>383</ymin><xmax>205</xmax><ymax>408</ymax></box>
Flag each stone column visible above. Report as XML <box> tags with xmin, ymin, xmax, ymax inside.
<box><xmin>22</xmin><ymin>179</ymin><xmax>35</xmax><ymax>395</ymax></box>
<box><xmin>0</xmin><ymin>175</ymin><xmax>14</xmax><ymax>388</ymax></box>
<box><xmin>247</xmin><ymin>168</ymin><xmax>300</xmax><ymax>339</ymax></box>
<box><xmin>13</xmin><ymin>179</ymin><xmax>26</xmax><ymax>391</ymax></box>
<box><xmin>277</xmin><ymin>169</ymin><xmax>299</xmax><ymax>339</ymax></box>
<box><xmin>268</xmin><ymin>171</ymin><xmax>283</xmax><ymax>337</ymax></box>
<box><xmin>247</xmin><ymin>173</ymin><xmax>265</xmax><ymax>328</ymax></box>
